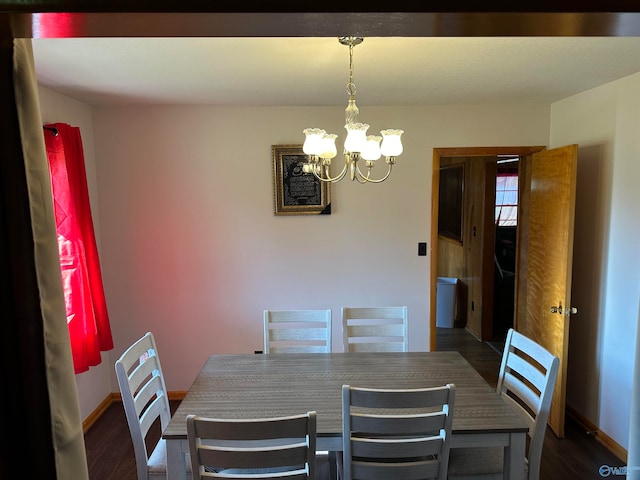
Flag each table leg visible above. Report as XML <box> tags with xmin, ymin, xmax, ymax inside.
<box><xmin>166</xmin><ymin>438</ymin><xmax>186</xmax><ymax>480</ymax></box>
<box><xmin>504</xmin><ymin>431</ymin><xmax>527</xmax><ymax>480</ymax></box>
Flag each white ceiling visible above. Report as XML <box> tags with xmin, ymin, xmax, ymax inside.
<box><xmin>32</xmin><ymin>36</ymin><xmax>640</xmax><ymax>107</ymax></box>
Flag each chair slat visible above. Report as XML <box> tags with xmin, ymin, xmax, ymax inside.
<box><xmin>269</xmin><ymin>345</ymin><xmax>331</xmax><ymax>354</ymax></box>
<box><xmin>192</xmin><ymin>413</ymin><xmax>311</xmax><ymax>440</ymax></box>
<box><xmin>199</xmin><ymin>443</ymin><xmax>308</xmax><ymax>468</ymax></box>
<box><xmin>350</xmin><ymin>385</ymin><xmax>451</xmax><ymax>408</ymax></box>
<box><xmin>270</xmin><ymin>327</ymin><xmax>330</xmax><ymax>342</ymax></box>
<box><xmin>352</xmin><ymin>412</ymin><xmax>446</xmax><ymax>435</ymax></box>
<box><xmin>352</xmin><ymin>458</ymin><xmax>441</xmax><ymax>480</ymax></box>
<box><xmin>351</xmin><ymin>436</ymin><xmax>444</xmax><ymax>458</ymax></box>
<box><xmin>348</xmin><ymin>342</ymin><xmax>405</xmax><ymax>352</ymax></box>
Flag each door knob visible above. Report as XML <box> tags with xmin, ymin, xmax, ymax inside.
<box><xmin>550</xmin><ymin>304</ymin><xmax>577</xmax><ymax>316</ymax></box>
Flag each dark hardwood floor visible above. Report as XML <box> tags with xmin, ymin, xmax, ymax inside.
<box><xmin>84</xmin><ymin>327</ymin><xmax>625</xmax><ymax>480</ymax></box>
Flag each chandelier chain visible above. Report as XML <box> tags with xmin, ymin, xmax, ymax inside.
<box><xmin>347</xmin><ymin>39</ymin><xmax>356</xmax><ymax>97</ymax></box>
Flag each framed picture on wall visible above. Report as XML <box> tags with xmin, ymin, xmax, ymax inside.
<box><xmin>438</xmin><ymin>164</ymin><xmax>464</xmax><ymax>243</ymax></box>
<box><xmin>272</xmin><ymin>144</ymin><xmax>331</xmax><ymax>215</ymax></box>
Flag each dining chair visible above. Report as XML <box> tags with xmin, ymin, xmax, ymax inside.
<box><xmin>186</xmin><ymin>411</ymin><xmax>317</xmax><ymax>479</ymax></box>
<box><xmin>263</xmin><ymin>309</ymin><xmax>337</xmax><ymax>478</ymax></box>
<box><xmin>341</xmin><ymin>306</ymin><xmax>408</xmax><ymax>352</ymax></box>
<box><xmin>340</xmin><ymin>383</ymin><xmax>456</xmax><ymax>480</ymax></box>
<box><xmin>115</xmin><ymin>332</ymin><xmax>191</xmax><ymax>480</ymax></box>
<box><xmin>447</xmin><ymin>328</ymin><xmax>560</xmax><ymax>480</ymax></box>
<box><xmin>264</xmin><ymin>309</ymin><xmax>332</xmax><ymax>353</ymax></box>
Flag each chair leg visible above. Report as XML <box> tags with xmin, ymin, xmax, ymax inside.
<box><xmin>333</xmin><ymin>451</ymin><xmax>343</xmax><ymax>480</ymax></box>
<box><xmin>328</xmin><ymin>451</ymin><xmax>338</xmax><ymax>480</ymax></box>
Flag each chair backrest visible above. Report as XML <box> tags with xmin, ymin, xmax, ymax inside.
<box><xmin>264</xmin><ymin>309</ymin><xmax>332</xmax><ymax>353</ymax></box>
<box><xmin>186</xmin><ymin>411</ymin><xmax>317</xmax><ymax>480</ymax></box>
<box><xmin>115</xmin><ymin>332</ymin><xmax>171</xmax><ymax>480</ymax></box>
<box><xmin>497</xmin><ymin>328</ymin><xmax>559</xmax><ymax>480</ymax></box>
<box><xmin>342</xmin><ymin>383</ymin><xmax>456</xmax><ymax>480</ymax></box>
<box><xmin>342</xmin><ymin>306</ymin><xmax>408</xmax><ymax>352</ymax></box>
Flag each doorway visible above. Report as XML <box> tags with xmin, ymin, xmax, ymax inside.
<box><xmin>430</xmin><ymin>146</ymin><xmax>545</xmax><ymax>351</ymax></box>
<box><xmin>492</xmin><ymin>156</ymin><xmax>519</xmax><ymax>344</ymax></box>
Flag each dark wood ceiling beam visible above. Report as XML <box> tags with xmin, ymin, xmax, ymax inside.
<box><xmin>2</xmin><ymin>0</ymin><xmax>640</xmax><ymax>13</ymax></box>
<box><xmin>4</xmin><ymin>11</ymin><xmax>640</xmax><ymax>38</ymax></box>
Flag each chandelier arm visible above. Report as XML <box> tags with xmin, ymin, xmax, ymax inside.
<box><xmin>353</xmin><ymin>173</ymin><xmax>369</xmax><ymax>184</ymax></box>
<box><xmin>354</xmin><ymin>162</ymin><xmax>393</xmax><ymax>184</ymax></box>
<box><xmin>311</xmin><ymin>160</ymin><xmax>349</xmax><ymax>183</ymax></box>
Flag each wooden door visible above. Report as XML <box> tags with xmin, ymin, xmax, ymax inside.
<box><xmin>514</xmin><ymin>144</ymin><xmax>578</xmax><ymax>438</ymax></box>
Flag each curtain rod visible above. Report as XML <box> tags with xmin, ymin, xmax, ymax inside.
<box><xmin>43</xmin><ymin>126</ymin><xmax>58</xmax><ymax>136</ymax></box>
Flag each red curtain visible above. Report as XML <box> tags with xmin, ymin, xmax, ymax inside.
<box><xmin>44</xmin><ymin>122</ymin><xmax>113</xmax><ymax>374</ymax></box>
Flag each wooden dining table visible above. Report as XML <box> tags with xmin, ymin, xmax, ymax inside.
<box><xmin>163</xmin><ymin>351</ymin><xmax>528</xmax><ymax>480</ymax></box>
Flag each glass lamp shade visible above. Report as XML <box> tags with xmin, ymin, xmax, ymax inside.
<box><xmin>344</xmin><ymin>122</ymin><xmax>369</xmax><ymax>153</ymax></box>
<box><xmin>361</xmin><ymin>135</ymin><xmax>382</xmax><ymax>161</ymax></box>
<box><xmin>319</xmin><ymin>133</ymin><xmax>338</xmax><ymax>159</ymax></box>
<box><xmin>303</xmin><ymin>128</ymin><xmax>326</xmax><ymax>156</ymax></box>
<box><xmin>380</xmin><ymin>129</ymin><xmax>404</xmax><ymax>157</ymax></box>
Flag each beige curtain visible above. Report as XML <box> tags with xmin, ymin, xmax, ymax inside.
<box><xmin>629</xmin><ymin>301</ymin><xmax>640</xmax><ymax>479</ymax></box>
<box><xmin>12</xmin><ymin>38</ymin><xmax>89</xmax><ymax>480</ymax></box>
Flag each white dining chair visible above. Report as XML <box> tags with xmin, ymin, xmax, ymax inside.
<box><xmin>264</xmin><ymin>309</ymin><xmax>332</xmax><ymax>353</ymax></box>
<box><xmin>186</xmin><ymin>411</ymin><xmax>317</xmax><ymax>479</ymax></box>
<box><xmin>263</xmin><ymin>309</ymin><xmax>336</xmax><ymax>478</ymax></box>
<box><xmin>342</xmin><ymin>306</ymin><xmax>408</xmax><ymax>352</ymax></box>
<box><xmin>115</xmin><ymin>332</ymin><xmax>191</xmax><ymax>480</ymax></box>
<box><xmin>340</xmin><ymin>383</ymin><xmax>456</xmax><ymax>480</ymax></box>
<box><xmin>447</xmin><ymin>328</ymin><xmax>560</xmax><ymax>480</ymax></box>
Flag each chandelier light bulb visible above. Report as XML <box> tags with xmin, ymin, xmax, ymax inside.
<box><xmin>380</xmin><ymin>129</ymin><xmax>404</xmax><ymax>157</ymax></box>
<box><xmin>361</xmin><ymin>135</ymin><xmax>382</xmax><ymax>161</ymax></box>
<box><xmin>344</xmin><ymin>122</ymin><xmax>369</xmax><ymax>154</ymax></box>
<box><xmin>319</xmin><ymin>134</ymin><xmax>338</xmax><ymax>160</ymax></box>
<box><xmin>303</xmin><ymin>128</ymin><xmax>326</xmax><ymax>156</ymax></box>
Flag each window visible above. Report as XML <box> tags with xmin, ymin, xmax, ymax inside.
<box><xmin>495</xmin><ymin>173</ymin><xmax>518</xmax><ymax>226</ymax></box>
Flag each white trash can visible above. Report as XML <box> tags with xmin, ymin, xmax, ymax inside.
<box><xmin>436</xmin><ymin>277</ymin><xmax>457</xmax><ymax>328</ymax></box>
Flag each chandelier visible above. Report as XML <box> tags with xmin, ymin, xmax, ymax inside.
<box><xmin>302</xmin><ymin>36</ymin><xmax>404</xmax><ymax>184</ymax></box>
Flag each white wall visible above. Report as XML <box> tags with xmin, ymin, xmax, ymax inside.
<box><xmin>550</xmin><ymin>71</ymin><xmax>640</xmax><ymax>450</ymax></box>
<box><xmin>91</xmin><ymin>104</ymin><xmax>548</xmax><ymax>392</ymax></box>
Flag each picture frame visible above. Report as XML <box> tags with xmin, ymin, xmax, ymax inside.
<box><xmin>272</xmin><ymin>144</ymin><xmax>331</xmax><ymax>216</ymax></box>
<box><xmin>438</xmin><ymin>164</ymin><xmax>464</xmax><ymax>243</ymax></box>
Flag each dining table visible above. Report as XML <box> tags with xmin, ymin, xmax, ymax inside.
<box><xmin>162</xmin><ymin>351</ymin><xmax>528</xmax><ymax>480</ymax></box>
